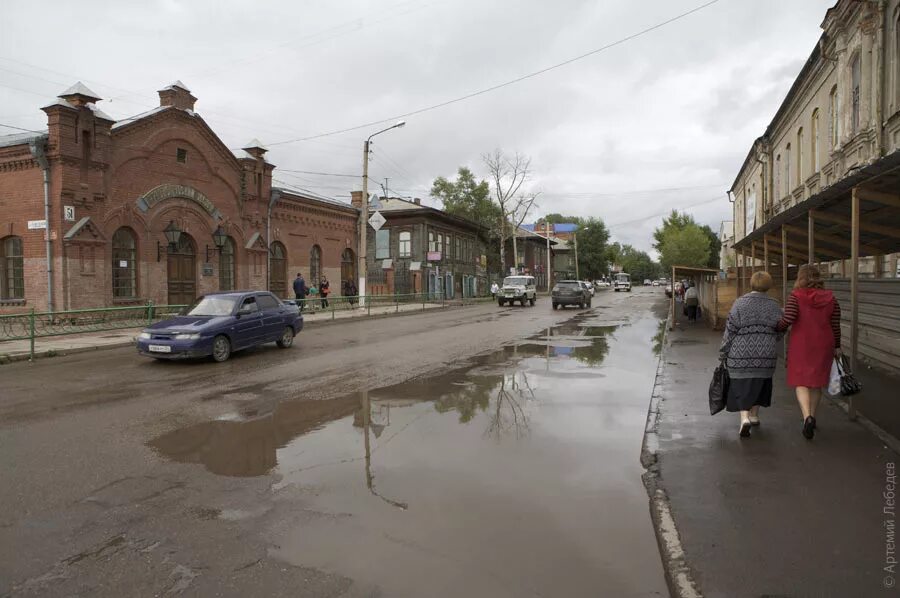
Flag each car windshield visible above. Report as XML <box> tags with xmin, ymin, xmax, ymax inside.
<box><xmin>616</xmin><ymin>274</ymin><xmax>630</xmax><ymax>282</ymax></box>
<box><xmin>503</xmin><ymin>277</ymin><xmax>531</xmax><ymax>286</ymax></box>
<box><xmin>557</xmin><ymin>281</ymin><xmax>581</xmax><ymax>289</ymax></box>
<box><xmin>186</xmin><ymin>295</ymin><xmax>239</xmax><ymax>316</ymax></box>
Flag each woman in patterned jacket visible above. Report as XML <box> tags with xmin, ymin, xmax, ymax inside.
<box><xmin>719</xmin><ymin>271</ymin><xmax>784</xmax><ymax>438</ymax></box>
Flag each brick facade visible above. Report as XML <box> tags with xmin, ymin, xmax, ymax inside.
<box><xmin>0</xmin><ymin>82</ymin><xmax>359</xmax><ymax>313</ymax></box>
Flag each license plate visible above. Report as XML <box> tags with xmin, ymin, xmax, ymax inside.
<box><xmin>148</xmin><ymin>345</ymin><xmax>172</xmax><ymax>353</ymax></box>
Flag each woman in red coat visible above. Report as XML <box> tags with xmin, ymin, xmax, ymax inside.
<box><xmin>777</xmin><ymin>265</ymin><xmax>842</xmax><ymax>440</ymax></box>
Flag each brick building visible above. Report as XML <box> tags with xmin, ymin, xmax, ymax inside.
<box><xmin>353</xmin><ymin>194</ymin><xmax>488</xmax><ymax>298</ymax></box>
<box><xmin>0</xmin><ymin>81</ymin><xmax>359</xmax><ymax>313</ymax></box>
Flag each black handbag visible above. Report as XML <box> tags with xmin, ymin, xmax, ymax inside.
<box><xmin>837</xmin><ymin>355</ymin><xmax>862</xmax><ymax>396</ymax></box>
<box><xmin>708</xmin><ymin>358</ymin><xmax>729</xmax><ymax>415</ymax></box>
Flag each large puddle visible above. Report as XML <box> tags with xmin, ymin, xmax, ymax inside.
<box><xmin>149</xmin><ymin>311</ymin><xmax>668</xmax><ymax>597</ymax></box>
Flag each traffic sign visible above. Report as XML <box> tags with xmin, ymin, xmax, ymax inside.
<box><xmin>368</xmin><ymin>211</ymin><xmax>386</xmax><ymax>231</ymax></box>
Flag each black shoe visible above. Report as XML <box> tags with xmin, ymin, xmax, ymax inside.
<box><xmin>802</xmin><ymin>416</ymin><xmax>815</xmax><ymax>440</ymax></box>
<box><xmin>740</xmin><ymin>421</ymin><xmax>752</xmax><ymax>438</ymax></box>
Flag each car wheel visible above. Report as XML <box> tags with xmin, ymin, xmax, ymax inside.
<box><xmin>277</xmin><ymin>326</ymin><xmax>294</xmax><ymax>348</ymax></box>
<box><xmin>211</xmin><ymin>335</ymin><xmax>231</xmax><ymax>363</ymax></box>
<box><xmin>498</xmin><ymin>299</ymin><xmax>505</xmax><ymax>307</ymax></box>
<box><xmin>587</xmin><ymin>299</ymin><xmax>592</xmax><ymax>308</ymax></box>
<box><xmin>529</xmin><ymin>296</ymin><xmax>535</xmax><ymax>306</ymax></box>
<box><xmin>552</xmin><ymin>303</ymin><xmax>557</xmax><ymax>310</ymax></box>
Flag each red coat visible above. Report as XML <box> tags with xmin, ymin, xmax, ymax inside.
<box><xmin>784</xmin><ymin>288</ymin><xmax>838</xmax><ymax>388</ymax></box>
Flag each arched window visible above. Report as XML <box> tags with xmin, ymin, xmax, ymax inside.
<box><xmin>810</xmin><ymin>109</ymin><xmax>819</xmax><ymax>172</ymax></box>
<box><xmin>0</xmin><ymin>236</ymin><xmax>24</xmax><ymax>300</ymax></box>
<box><xmin>784</xmin><ymin>143</ymin><xmax>792</xmax><ymax>195</ymax></box>
<box><xmin>112</xmin><ymin>227</ymin><xmax>137</xmax><ymax>298</ymax></box>
<box><xmin>850</xmin><ymin>52</ymin><xmax>861</xmax><ymax>133</ymax></box>
<box><xmin>774</xmin><ymin>155</ymin><xmax>782</xmax><ymax>199</ymax></box>
<box><xmin>829</xmin><ymin>86</ymin><xmax>840</xmax><ymax>148</ymax></box>
<box><xmin>219</xmin><ymin>236</ymin><xmax>235</xmax><ymax>291</ymax></box>
<box><xmin>796</xmin><ymin>128</ymin><xmax>804</xmax><ymax>186</ymax></box>
<box><xmin>269</xmin><ymin>241</ymin><xmax>287</xmax><ymax>297</ymax></box>
<box><xmin>310</xmin><ymin>244</ymin><xmax>322</xmax><ymax>283</ymax></box>
<box><xmin>398</xmin><ymin>231</ymin><xmax>411</xmax><ymax>257</ymax></box>
<box><xmin>341</xmin><ymin>248</ymin><xmax>356</xmax><ymax>287</ymax></box>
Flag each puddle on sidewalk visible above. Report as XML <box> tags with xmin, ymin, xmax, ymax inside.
<box><xmin>148</xmin><ymin>312</ymin><xmax>668</xmax><ymax>597</ymax></box>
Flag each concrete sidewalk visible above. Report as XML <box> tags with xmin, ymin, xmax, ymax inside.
<box><xmin>0</xmin><ymin>300</ymin><xmax>466</xmax><ymax>363</ymax></box>
<box><xmin>644</xmin><ymin>315</ymin><xmax>899</xmax><ymax>598</ymax></box>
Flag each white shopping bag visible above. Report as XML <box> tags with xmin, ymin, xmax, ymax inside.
<box><xmin>827</xmin><ymin>359</ymin><xmax>841</xmax><ymax>396</ymax></box>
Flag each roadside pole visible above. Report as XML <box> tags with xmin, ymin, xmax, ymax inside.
<box><xmin>574</xmin><ymin>232</ymin><xmax>580</xmax><ymax>279</ymax></box>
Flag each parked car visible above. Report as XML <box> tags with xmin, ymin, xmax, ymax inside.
<box><xmin>552</xmin><ymin>280</ymin><xmax>592</xmax><ymax>309</ymax></box>
<box><xmin>498</xmin><ymin>275</ymin><xmax>537</xmax><ymax>306</ymax></box>
<box><xmin>582</xmin><ymin>281</ymin><xmax>595</xmax><ymax>296</ymax></box>
<box><xmin>595</xmin><ymin>280</ymin><xmax>610</xmax><ymax>288</ymax></box>
<box><xmin>136</xmin><ymin>291</ymin><xmax>303</xmax><ymax>362</ymax></box>
<box><xmin>651</xmin><ymin>280</ymin><xmax>660</xmax><ymax>287</ymax></box>
<box><xmin>643</xmin><ymin>279</ymin><xmax>653</xmax><ymax>286</ymax></box>
<box><xmin>613</xmin><ymin>273</ymin><xmax>632</xmax><ymax>292</ymax></box>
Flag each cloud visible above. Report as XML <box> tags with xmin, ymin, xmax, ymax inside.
<box><xmin>0</xmin><ymin>0</ymin><xmax>836</xmax><ymax>255</ymax></box>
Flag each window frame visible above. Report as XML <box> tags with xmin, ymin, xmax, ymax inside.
<box><xmin>850</xmin><ymin>52</ymin><xmax>861</xmax><ymax>133</ymax></box>
<box><xmin>398</xmin><ymin>230</ymin><xmax>411</xmax><ymax>258</ymax></box>
<box><xmin>811</xmin><ymin>109</ymin><xmax>820</xmax><ymax>173</ymax></box>
<box><xmin>219</xmin><ymin>236</ymin><xmax>236</xmax><ymax>291</ymax></box>
<box><xmin>375</xmin><ymin>229</ymin><xmax>390</xmax><ymax>259</ymax></box>
<box><xmin>111</xmin><ymin>227</ymin><xmax>138</xmax><ymax>299</ymax></box>
<box><xmin>310</xmin><ymin>244</ymin><xmax>322</xmax><ymax>283</ymax></box>
<box><xmin>0</xmin><ymin>235</ymin><xmax>25</xmax><ymax>301</ymax></box>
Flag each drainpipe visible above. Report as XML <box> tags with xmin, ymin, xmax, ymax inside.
<box><xmin>873</xmin><ymin>0</ymin><xmax>885</xmax><ymax>157</ymax></box>
<box><xmin>29</xmin><ymin>137</ymin><xmax>52</xmax><ymax>314</ymax></box>
<box><xmin>266</xmin><ymin>188</ymin><xmax>282</xmax><ymax>290</ymax></box>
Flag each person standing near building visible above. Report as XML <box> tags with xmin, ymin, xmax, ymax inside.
<box><xmin>684</xmin><ymin>282</ymin><xmax>700</xmax><ymax>321</ymax></box>
<box><xmin>490</xmin><ymin>281</ymin><xmax>499</xmax><ymax>298</ymax></box>
<box><xmin>320</xmin><ymin>277</ymin><xmax>330</xmax><ymax>309</ymax></box>
<box><xmin>719</xmin><ymin>271</ymin><xmax>783</xmax><ymax>438</ymax></box>
<box><xmin>293</xmin><ymin>273</ymin><xmax>307</xmax><ymax>312</ymax></box>
<box><xmin>777</xmin><ymin>264</ymin><xmax>842</xmax><ymax>440</ymax></box>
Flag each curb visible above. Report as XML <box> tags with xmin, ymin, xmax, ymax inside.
<box><xmin>640</xmin><ymin>313</ymin><xmax>703</xmax><ymax>598</ymax></box>
<box><xmin>0</xmin><ymin>301</ymin><xmax>486</xmax><ymax>364</ymax></box>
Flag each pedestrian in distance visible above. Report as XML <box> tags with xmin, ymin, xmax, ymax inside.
<box><xmin>320</xmin><ymin>277</ymin><xmax>330</xmax><ymax>309</ymax></box>
<box><xmin>490</xmin><ymin>281</ymin><xmax>499</xmax><ymax>298</ymax></box>
<box><xmin>719</xmin><ymin>271</ymin><xmax>784</xmax><ymax>438</ymax></box>
<box><xmin>347</xmin><ymin>280</ymin><xmax>358</xmax><ymax>306</ymax></box>
<box><xmin>777</xmin><ymin>264</ymin><xmax>842</xmax><ymax>440</ymax></box>
<box><xmin>293</xmin><ymin>273</ymin><xmax>307</xmax><ymax>312</ymax></box>
<box><xmin>684</xmin><ymin>282</ymin><xmax>700</xmax><ymax>321</ymax></box>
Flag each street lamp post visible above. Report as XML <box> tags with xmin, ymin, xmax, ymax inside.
<box><xmin>358</xmin><ymin>121</ymin><xmax>406</xmax><ymax>306</ymax></box>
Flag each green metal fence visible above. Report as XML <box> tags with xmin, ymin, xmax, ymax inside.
<box><xmin>0</xmin><ymin>293</ymin><xmax>493</xmax><ymax>361</ymax></box>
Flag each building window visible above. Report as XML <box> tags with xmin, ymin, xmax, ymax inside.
<box><xmin>796</xmin><ymin>127</ymin><xmax>804</xmax><ymax>186</ymax></box>
<box><xmin>219</xmin><ymin>236</ymin><xmax>235</xmax><ymax>291</ymax></box>
<box><xmin>895</xmin><ymin>9</ymin><xmax>900</xmax><ymax>106</ymax></box>
<box><xmin>443</xmin><ymin>234</ymin><xmax>449</xmax><ymax>259</ymax></box>
<box><xmin>398</xmin><ymin>231</ymin><xmax>411</xmax><ymax>258</ymax></box>
<box><xmin>269</xmin><ymin>241</ymin><xmax>287</xmax><ymax>297</ymax></box>
<box><xmin>456</xmin><ymin>236</ymin><xmax>462</xmax><ymax>261</ymax></box>
<box><xmin>375</xmin><ymin>229</ymin><xmax>390</xmax><ymax>259</ymax></box>
<box><xmin>310</xmin><ymin>244</ymin><xmax>322</xmax><ymax>282</ymax></box>
<box><xmin>112</xmin><ymin>227</ymin><xmax>137</xmax><ymax>298</ymax></box>
<box><xmin>811</xmin><ymin>109</ymin><xmax>820</xmax><ymax>172</ymax></box>
<box><xmin>1</xmin><ymin>236</ymin><xmax>24</xmax><ymax>300</ymax></box>
<box><xmin>177</xmin><ymin>148</ymin><xmax>188</xmax><ymax>163</ymax></box>
<box><xmin>437</xmin><ymin>233</ymin><xmax>444</xmax><ymax>258</ymax></box>
<box><xmin>850</xmin><ymin>53</ymin><xmax>861</xmax><ymax>133</ymax></box>
<box><xmin>784</xmin><ymin>143</ymin><xmax>791</xmax><ymax>194</ymax></box>
<box><xmin>829</xmin><ymin>86</ymin><xmax>839</xmax><ymax>148</ymax></box>
<box><xmin>774</xmin><ymin>155</ymin><xmax>781</xmax><ymax>199</ymax></box>
<box><xmin>428</xmin><ymin>231</ymin><xmax>436</xmax><ymax>252</ymax></box>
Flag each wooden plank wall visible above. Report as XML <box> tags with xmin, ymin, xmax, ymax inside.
<box><xmin>827</xmin><ymin>278</ymin><xmax>900</xmax><ymax>376</ymax></box>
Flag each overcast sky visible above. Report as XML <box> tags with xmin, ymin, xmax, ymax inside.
<box><xmin>1</xmin><ymin>0</ymin><xmax>835</xmax><ymax>256</ymax></box>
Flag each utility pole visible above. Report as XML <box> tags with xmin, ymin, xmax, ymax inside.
<box><xmin>545</xmin><ymin>220</ymin><xmax>552</xmax><ymax>292</ymax></box>
<box><xmin>358</xmin><ymin>122</ymin><xmax>406</xmax><ymax>307</ymax></box>
<box><xmin>384</xmin><ymin>178</ymin><xmax>390</xmax><ymax>199</ymax></box>
<box><xmin>574</xmin><ymin>232</ymin><xmax>580</xmax><ymax>279</ymax></box>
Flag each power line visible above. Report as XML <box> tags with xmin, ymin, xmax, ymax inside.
<box><xmin>267</xmin><ymin>0</ymin><xmax>721</xmax><ymax>146</ymax></box>
<box><xmin>606</xmin><ymin>195</ymin><xmax>726</xmax><ymax>228</ymax></box>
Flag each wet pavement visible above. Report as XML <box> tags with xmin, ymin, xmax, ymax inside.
<box><xmin>1</xmin><ymin>289</ymin><xmax>670</xmax><ymax>597</ymax></box>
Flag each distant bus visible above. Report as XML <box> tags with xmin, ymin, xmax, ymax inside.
<box><xmin>613</xmin><ymin>272</ymin><xmax>632</xmax><ymax>292</ymax></box>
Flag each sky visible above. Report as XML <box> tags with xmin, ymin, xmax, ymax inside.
<box><xmin>0</xmin><ymin>0</ymin><xmax>836</xmax><ymax>257</ymax></box>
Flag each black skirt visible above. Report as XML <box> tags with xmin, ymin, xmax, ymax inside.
<box><xmin>726</xmin><ymin>377</ymin><xmax>773</xmax><ymax>412</ymax></box>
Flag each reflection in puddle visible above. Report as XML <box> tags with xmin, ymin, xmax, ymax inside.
<box><xmin>148</xmin><ymin>312</ymin><xmax>668</xmax><ymax>596</ymax></box>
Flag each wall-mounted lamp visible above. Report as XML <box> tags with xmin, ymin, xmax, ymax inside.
<box><xmin>206</xmin><ymin>225</ymin><xmax>227</xmax><ymax>261</ymax></box>
<box><xmin>157</xmin><ymin>220</ymin><xmax>183</xmax><ymax>261</ymax></box>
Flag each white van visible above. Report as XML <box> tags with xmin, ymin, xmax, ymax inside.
<box><xmin>613</xmin><ymin>273</ymin><xmax>632</xmax><ymax>292</ymax></box>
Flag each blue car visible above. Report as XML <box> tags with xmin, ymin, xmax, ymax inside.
<box><xmin>136</xmin><ymin>291</ymin><xmax>303</xmax><ymax>362</ymax></box>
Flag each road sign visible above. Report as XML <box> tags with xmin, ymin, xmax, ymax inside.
<box><xmin>27</xmin><ymin>219</ymin><xmax>47</xmax><ymax>230</ymax></box>
<box><xmin>368</xmin><ymin>211</ymin><xmax>386</xmax><ymax>231</ymax></box>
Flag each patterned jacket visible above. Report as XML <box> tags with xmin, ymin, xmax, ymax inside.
<box><xmin>719</xmin><ymin>292</ymin><xmax>784</xmax><ymax>379</ymax></box>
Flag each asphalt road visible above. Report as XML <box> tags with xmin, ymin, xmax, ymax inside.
<box><xmin>1</xmin><ymin>288</ymin><xmax>670</xmax><ymax>597</ymax></box>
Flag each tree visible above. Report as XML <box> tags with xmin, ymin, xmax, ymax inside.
<box><xmin>430</xmin><ymin>167</ymin><xmax>498</xmax><ymax>232</ymax></box>
<box><xmin>699</xmin><ymin>224</ymin><xmax>721</xmax><ymax>270</ymax></box>
<box><xmin>658</xmin><ymin>224</ymin><xmax>711</xmax><ymax>272</ymax></box>
<box><xmin>652</xmin><ymin>210</ymin><xmax>696</xmax><ymax>253</ymax></box>
<box><xmin>572</xmin><ymin>217</ymin><xmax>609</xmax><ymax>279</ymax></box>
<box><xmin>482</xmin><ymin>149</ymin><xmax>535</xmax><ymax>274</ymax></box>
<box><xmin>653</xmin><ymin>210</ymin><xmax>721</xmax><ymax>270</ymax></box>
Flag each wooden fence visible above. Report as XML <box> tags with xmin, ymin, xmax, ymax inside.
<box><xmin>826</xmin><ymin>278</ymin><xmax>900</xmax><ymax>376</ymax></box>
